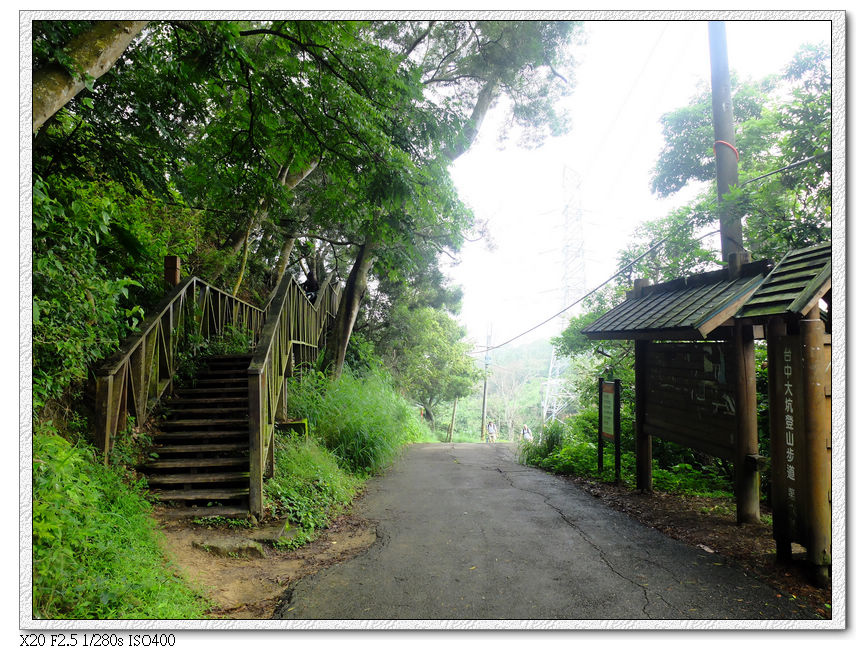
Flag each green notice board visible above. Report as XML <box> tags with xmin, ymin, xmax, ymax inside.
<box><xmin>601</xmin><ymin>382</ymin><xmax>615</xmax><ymax>440</ymax></box>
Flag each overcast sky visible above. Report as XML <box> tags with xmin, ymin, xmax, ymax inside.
<box><xmin>447</xmin><ymin>18</ymin><xmax>833</xmax><ymax>351</ymax></box>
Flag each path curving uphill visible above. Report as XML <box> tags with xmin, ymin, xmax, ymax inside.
<box><xmin>274</xmin><ymin>443</ymin><xmax>811</xmax><ymax>622</ymax></box>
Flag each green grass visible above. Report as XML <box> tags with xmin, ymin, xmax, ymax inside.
<box><xmin>284</xmin><ymin>368</ymin><xmax>429</xmax><ymax>475</ymax></box>
<box><xmin>264</xmin><ymin>433</ymin><xmax>362</xmax><ymax>549</ymax></box>
<box><xmin>32</xmin><ymin>426</ymin><xmax>211</xmax><ymax>619</ymax></box>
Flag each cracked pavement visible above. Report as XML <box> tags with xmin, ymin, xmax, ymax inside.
<box><xmin>274</xmin><ymin>443</ymin><xmax>810</xmax><ymax>621</ymax></box>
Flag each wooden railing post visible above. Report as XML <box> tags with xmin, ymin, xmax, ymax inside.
<box><xmin>248</xmin><ymin>370</ymin><xmax>264</xmax><ymax>518</ymax></box>
<box><xmin>164</xmin><ymin>255</ymin><xmax>181</xmax><ymax>288</ymax></box>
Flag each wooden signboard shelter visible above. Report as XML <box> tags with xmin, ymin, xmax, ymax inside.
<box><xmin>582</xmin><ymin>255</ymin><xmax>771</xmax><ymax>525</ymax></box>
<box><xmin>737</xmin><ymin>242</ymin><xmax>831</xmax><ymax>585</ymax></box>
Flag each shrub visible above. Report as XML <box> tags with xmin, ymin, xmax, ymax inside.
<box><xmin>32</xmin><ymin>426</ymin><xmax>209</xmax><ymax>619</ymax></box>
<box><xmin>32</xmin><ymin>175</ymin><xmax>204</xmax><ymax>414</ymax></box>
<box><xmin>518</xmin><ymin>419</ymin><xmax>566</xmax><ymax>466</ymax></box>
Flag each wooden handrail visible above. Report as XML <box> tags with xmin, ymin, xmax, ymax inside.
<box><xmin>92</xmin><ymin>276</ymin><xmax>265</xmax><ymax>462</ymax></box>
<box><xmin>247</xmin><ymin>272</ymin><xmax>340</xmax><ymax>516</ymax></box>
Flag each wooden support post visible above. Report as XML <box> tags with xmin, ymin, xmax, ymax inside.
<box><xmin>733</xmin><ymin>320</ymin><xmax>761</xmax><ymax>524</ymax></box>
<box><xmin>597</xmin><ymin>377</ymin><xmax>604</xmax><ymax>474</ymax></box>
<box><xmin>634</xmin><ymin>340</ymin><xmax>652</xmax><ymax>492</ymax></box>
<box><xmin>275</xmin><ymin>374</ymin><xmax>289</xmax><ymax>424</ymax></box>
<box><xmin>614</xmin><ymin>378</ymin><xmax>622</xmax><ymax>484</ymax></box>
<box><xmin>248</xmin><ymin>372</ymin><xmax>264</xmax><ymax>518</ymax></box>
<box><xmin>801</xmin><ymin>305</ymin><xmax>831</xmax><ymax>585</ymax></box>
<box><xmin>767</xmin><ymin>317</ymin><xmax>792</xmax><ymax>561</ymax></box>
<box><xmin>727</xmin><ymin>251</ymin><xmax>751</xmax><ymax>279</ymax></box>
<box><xmin>164</xmin><ymin>255</ymin><xmax>181</xmax><ymax>288</ymax></box>
<box><xmin>93</xmin><ymin>375</ymin><xmax>112</xmax><ymax>463</ymax></box>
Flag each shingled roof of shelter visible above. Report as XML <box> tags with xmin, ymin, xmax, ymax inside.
<box><xmin>737</xmin><ymin>242</ymin><xmax>831</xmax><ymax>320</ymax></box>
<box><xmin>582</xmin><ymin>260</ymin><xmax>771</xmax><ymax>340</ymax></box>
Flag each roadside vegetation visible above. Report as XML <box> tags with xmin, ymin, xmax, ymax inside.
<box><xmin>518</xmin><ymin>418</ymin><xmax>735</xmax><ymax>500</ymax></box>
<box><xmin>32</xmin><ymin>424</ymin><xmax>212</xmax><ymax>619</ymax></box>
<box><xmin>263</xmin><ymin>367</ymin><xmax>433</xmax><ymax>549</ymax></box>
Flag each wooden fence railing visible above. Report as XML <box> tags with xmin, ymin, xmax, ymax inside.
<box><xmin>92</xmin><ymin>277</ymin><xmax>265</xmax><ymax>462</ymax></box>
<box><xmin>247</xmin><ymin>273</ymin><xmax>340</xmax><ymax>516</ymax></box>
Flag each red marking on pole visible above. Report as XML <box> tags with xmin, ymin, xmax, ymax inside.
<box><xmin>714</xmin><ymin>140</ymin><xmax>740</xmax><ymax>161</ymax></box>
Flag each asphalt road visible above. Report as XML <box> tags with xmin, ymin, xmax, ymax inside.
<box><xmin>274</xmin><ymin>442</ymin><xmax>811</xmax><ymax>621</ymax></box>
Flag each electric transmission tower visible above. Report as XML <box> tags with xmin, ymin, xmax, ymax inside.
<box><xmin>541</xmin><ymin>166</ymin><xmax>586</xmax><ymax>424</ymax></box>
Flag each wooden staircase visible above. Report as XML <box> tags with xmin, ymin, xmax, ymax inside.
<box><xmin>141</xmin><ymin>354</ymin><xmax>252</xmax><ymax>518</ymax></box>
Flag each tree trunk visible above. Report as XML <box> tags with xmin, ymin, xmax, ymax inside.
<box><xmin>272</xmin><ymin>235</ymin><xmax>297</xmax><ymax>289</ymax></box>
<box><xmin>33</xmin><ymin>21</ymin><xmax>148</xmax><ymax>133</ymax></box>
<box><xmin>422</xmin><ymin>403</ymin><xmax>436</xmax><ymax>434</ymax></box>
<box><xmin>230</xmin><ymin>217</ymin><xmax>254</xmax><ymax>296</ymax></box>
<box><xmin>223</xmin><ymin>160</ymin><xmax>319</xmax><ymax>255</ymax></box>
<box><xmin>446</xmin><ymin>77</ymin><xmax>498</xmax><ymax>161</ymax></box>
<box><xmin>322</xmin><ymin>241</ymin><xmax>375</xmax><ymax>377</ymax></box>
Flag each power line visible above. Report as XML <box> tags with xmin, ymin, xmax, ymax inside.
<box><xmin>468</xmin><ymin>149</ymin><xmax>830</xmax><ymax>356</ymax></box>
<box><xmin>740</xmin><ymin>150</ymin><xmax>831</xmax><ymax>187</ymax></box>
<box><xmin>469</xmin><ymin>228</ymin><xmax>717</xmax><ymax>356</ymax></box>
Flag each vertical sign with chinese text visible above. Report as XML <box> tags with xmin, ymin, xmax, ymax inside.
<box><xmin>770</xmin><ymin>336</ymin><xmax>806</xmax><ymax>545</ymax></box>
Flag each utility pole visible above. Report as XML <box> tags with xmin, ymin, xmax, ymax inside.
<box><xmin>480</xmin><ymin>326</ymin><xmax>491</xmax><ymax>442</ymax></box>
<box><xmin>708</xmin><ymin>21</ymin><xmax>745</xmax><ymax>261</ymax></box>
<box><xmin>709</xmin><ymin>22</ymin><xmax>759</xmax><ymax>525</ymax></box>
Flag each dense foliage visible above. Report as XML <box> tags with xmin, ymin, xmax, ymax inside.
<box><xmin>32</xmin><ymin>426</ymin><xmax>210</xmax><ymax>619</ymax></box>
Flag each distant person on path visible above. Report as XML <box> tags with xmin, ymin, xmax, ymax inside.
<box><xmin>486</xmin><ymin>420</ymin><xmax>497</xmax><ymax>444</ymax></box>
<box><xmin>521</xmin><ymin>425</ymin><xmax>533</xmax><ymax>442</ymax></box>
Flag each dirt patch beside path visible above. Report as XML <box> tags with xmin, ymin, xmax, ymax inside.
<box><xmin>156</xmin><ymin>512</ymin><xmax>376</xmax><ymax>619</ymax></box>
<box><xmin>563</xmin><ymin>475</ymin><xmax>832</xmax><ymax>620</ymax></box>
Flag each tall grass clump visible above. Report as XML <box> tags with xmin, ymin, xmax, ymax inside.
<box><xmin>517</xmin><ymin>419</ymin><xmax>566</xmax><ymax>466</ymax></box>
<box><xmin>284</xmin><ymin>368</ymin><xmax>428</xmax><ymax>475</ymax></box>
<box><xmin>264</xmin><ymin>433</ymin><xmax>362</xmax><ymax>548</ymax></box>
<box><xmin>32</xmin><ymin>426</ymin><xmax>210</xmax><ymax>619</ymax></box>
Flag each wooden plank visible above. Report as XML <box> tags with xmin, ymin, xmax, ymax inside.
<box><xmin>143</xmin><ymin>457</ymin><xmax>248</xmax><ymax>469</ymax></box>
<box><xmin>152</xmin><ymin>488</ymin><xmax>250</xmax><ymax>501</ymax></box>
<box><xmin>153</xmin><ymin>443</ymin><xmax>249</xmax><ymax>454</ymax></box>
<box><xmin>750</xmin><ymin>279</ymin><xmax>815</xmax><ymax>297</ymax></box>
<box><xmin>147</xmin><ymin>472</ymin><xmax>250</xmax><ymax>485</ymax></box>
<box><xmin>789</xmin><ymin>265</ymin><xmax>831</xmax><ymax>315</ymax></box>
<box><xmin>644</xmin><ymin>422</ymin><xmax>736</xmax><ymax>460</ymax></box>
<box><xmin>741</xmin><ymin>291</ymin><xmax>802</xmax><ymax>306</ymax></box>
<box><xmin>645</xmin><ymin>403</ymin><xmax>735</xmax><ymax>438</ymax></box>
<box><xmin>696</xmin><ymin>277</ymin><xmax>765</xmax><ymax>337</ymax></box>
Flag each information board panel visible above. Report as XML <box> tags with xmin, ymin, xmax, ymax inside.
<box><xmin>643</xmin><ymin>342</ymin><xmax>737</xmax><ymax>460</ymax></box>
<box><xmin>601</xmin><ymin>382</ymin><xmax>615</xmax><ymax>441</ymax></box>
